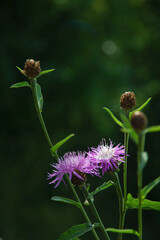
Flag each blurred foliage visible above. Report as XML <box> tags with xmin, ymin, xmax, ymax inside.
<box><xmin>0</xmin><ymin>0</ymin><xmax>160</xmax><ymax>239</ymax></box>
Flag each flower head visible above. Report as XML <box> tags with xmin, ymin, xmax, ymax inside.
<box><xmin>120</xmin><ymin>91</ymin><xmax>136</xmax><ymax>111</ymax></box>
<box><xmin>87</xmin><ymin>139</ymin><xmax>126</xmax><ymax>175</ymax></box>
<box><xmin>48</xmin><ymin>151</ymin><xmax>99</xmax><ymax>188</ymax></box>
<box><xmin>22</xmin><ymin>59</ymin><xmax>41</xmax><ymax>78</ymax></box>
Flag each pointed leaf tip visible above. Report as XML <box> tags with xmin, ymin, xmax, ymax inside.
<box><xmin>144</xmin><ymin>125</ymin><xmax>160</xmax><ymax>134</ymax></box>
<box><xmin>103</xmin><ymin>107</ymin><xmax>123</xmax><ymax>127</ymax></box>
<box><xmin>51</xmin><ymin>196</ymin><xmax>81</xmax><ymax>208</ymax></box>
<box><xmin>141</xmin><ymin>176</ymin><xmax>160</xmax><ymax>199</ymax></box>
<box><xmin>10</xmin><ymin>81</ymin><xmax>30</xmax><ymax>88</ymax></box>
<box><xmin>50</xmin><ymin>133</ymin><xmax>75</xmax><ymax>154</ymax></box>
<box><xmin>106</xmin><ymin>228</ymin><xmax>139</xmax><ymax>237</ymax></box>
<box><xmin>129</xmin><ymin>97</ymin><xmax>152</xmax><ymax>119</ymax></box>
<box><xmin>58</xmin><ymin>223</ymin><xmax>96</xmax><ymax>240</ymax></box>
<box><xmin>38</xmin><ymin>69</ymin><xmax>55</xmax><ymax>77</ymax></box>
<box><xmin>126</xmin><ymin>193</ymin><xmax>160</xmax><ymax>211</ymax></box>
<box><xmin>90</xmin><ymin>181</ymin><xmax>114</xmax><ymax>197</ymax></box>
<box><xmin>16</xmin><ymin>66</ymin><xmax>23</xmax><ymax>72</ymax></box>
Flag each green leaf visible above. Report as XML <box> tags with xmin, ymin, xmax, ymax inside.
<box><xmin>16</xmin><ymin>66</ymin><xmax>23</xmax><ymax>72</ymax></box>
<box><xmin>106</xmin><ymin>228</ymin><xmax>139</xmax><ymax>237</ymax></box>
<box><xmin>120</xmin><ymin>113</ymin><xmax>138</xmax><ymax>144</ymax></box>
<box><xmin>86</xmin><ymin>183</ymin><xmax>91</xmax><ymax>192</ymax></box>
<box><xmin>90</xmin><ymin>181</ymin><xmax>114</xmax><ymax>197</ymax></box>
<box><xmin>38</xmin><ymin>69</ymin><xmax>55</xmax><ymax>77</ymax></box>
<box><xmin>103</xmin><ymin>107</ymin><xmax>123</xmax><ymax>127</ymax></box>
<box><xmin>58</xmin><ymin>223</ymin><xmax>96</xmax><ymax>240</ymax></box>
<box><xmin>141</xmin><ymin>176</ymin><xmax>160</xmax><ymax>199</ymax></box>
<box><xmin>36</xmin><ymin>83</ymin><xmax>43</xmax><ymax>112</ymax></box>
<box><xmin>144</xmin><ymin>125</ymin><xmax>160</xmax><ymax>134</ymax></box>
<box><xmin>10</xmin><ymin>81</ymin><xmax>30</xmax><ymax>88</ymax></box>
<box><xmin>129</xmin><ymin>97</ymin><xmax>152</xmax><ymax>119</ymax></box>
<box><xmin>51</xmin><ymin>196</ymin><xmax>81</xmax><ymax>208</ymax></box>
<box><xmin>126</xmin><ymin>193</ymin><xmax>160</xmax><ymax>211</ymax></box>
<box><xmin>50</xmin><ymin>133</ymin><xmax>75</xmax><ymax>154</ymax></box>
<box><xmin>139</xmin><ymin>151</ymin><xmax>148</xmax><ymax>171</ymax></box>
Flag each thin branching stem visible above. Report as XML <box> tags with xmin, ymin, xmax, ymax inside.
<box><xmin>30</xmin><ymin>78</ymin><xmax>100</xmax><ymax>240</ymax></box>
<box><xmin>120</xmin><ymin>129</ymin><xmax>129</xmax><ymax>239</ymax></box>
<box><xmin>111</xmin><ymin>172</ymin><xmax>124</xmax><ymax>240</ymax></box>
<box><xmin>137</xmin><ymin>133</ymin><xmax>145</xmax><ymax>240</ymax></box>
<box><xmin>81</xmin><ymin>184</ymin><xmax>111</xmax><ymax>240</ymax></box>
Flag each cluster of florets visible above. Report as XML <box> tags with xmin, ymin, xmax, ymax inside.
<box><xmin>48</xmin><ymin>139</ymin><xmax>126</xmax><ymax>188</ymax></box>
<box><xmin>87</xmin><ymin>139</ymin><xmax>126</xmax><ymax>175</ymax></box>
<box><xmin>120</xmin><ymin>91</ymin><xmax>136</xmax><ymax>111</ymax></box>
<box><xmin>22</xmin><ymin>59</ymin><xmax>41</xmax><ymax>78</ymax></box>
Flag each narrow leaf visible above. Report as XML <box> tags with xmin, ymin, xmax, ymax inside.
<box><xmin>129</xmin><ymin>97</ymin><xmax>152</xmax><ymax>119</ymax></box>
<box><xmin>90</xmin><ymin>181</ymin><xmax>114</xmax><ymax>197</ymax></box>
<box><xmin>106</xmin><ymin>228</ymin><xmax>139</xmax><ymax>237</ymax></box>
<box><xmin>86</xmin><ymin>183</ymin><xmax>91</xmax><ymax>192</ymax></box>
<box><xmin>141</xmin><ymin>176</ymin><xmax>160</xmax><ymax>199</ymax></box>
<box><xmin>50</xmin><ymin>134</ymin><xmax>75</xmax><ymax>154</ymax></box>
<box><xmin>16</xmin><ymin>66</ymin><xmax>23</xmax><ymax>72</ymax></box>
<box><xmin>38</xmin><ymin>69</ymin><xmax>55</xmax><ymax>77</ymax></box>
<box><xmin>10</xmin><ymin>81</ymin><xmax>30</xmax><ymax>88</ymax></box>
<box><xmin>120</xmin><ymin>113</ymin><xmax>138</xmax><ymax>144</ymax></box>
<box><xmin>58</xmin><ymin>223</ymin><xmax>95</xmax><ymax>240</ymax></box>
<box><xmin>144</xmin><ymin>125</ymin><xmax>160</xmax><ymax>134</ymax></box>
<box><xmin>51</xmin><ymin>196</ymin><xmax>81</xmax><ymax>208</ymax></box>
<box><xmin>120</xmin><ymin>113</ymin><xmax>130</xmax><ymax>127</ymax></box>
<box><xmin>139</xmin><ymin>152</ymin><xmax>148</xmax><ymax>171</ymax></box>
<box><xmin>103</xmin><ymin>107</ymin><xmax>123</xmax><ymax>127</ymax></box>
<box><xmin>36</xmin><ymin>83</ymin><xmax>43</xmax><ymax>112</ymax></box>
<box><xmin>126</xmin><ymin>194</ymin><xmax>160</xmax><ymax>211</ymax></box>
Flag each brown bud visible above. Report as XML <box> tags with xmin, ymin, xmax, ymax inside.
<box><xmin>130</xmin><ymin>111</ymin><xmax>148</xmax><ymax>132</ymax></box>
<box><xmin>71</xmin><ymin>170</ymin><xmax>87</xmax><ymax>187</ymax></box>
<box><xmin>120</xmin><ymin>91</ymin><xmax>136</xmax><ymax>111</ymax></box>
<box><xmin>23</xmin><ymin>59</ymin><xmax>41</xmax><ymax>78</ymax></box>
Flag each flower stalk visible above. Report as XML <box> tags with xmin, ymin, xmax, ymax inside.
<box><xmin>123</xmin><ymin>130</ymin><xmax>129</xmax><ymax>208</ymax></box>
<box><xmin>137</xmin><ymin>133</ymin><xmax>145</xmax><ymax>240</ymax></box>
<box><xmin>130</xmin><ymin>110</ymin><xmax>147</xmax><ymax>240</ymax></box>
<box><xmin>81</xmin><ymin>183</ymin><xmax>111</xmax><ymax>240</ymax></box>
<box><xmin>121</xmin><ymin>112</ymin><xmax>129</xmax><ymax>240</ymax></box>
<box><xmin>30</xmin><ymin>78</ymin><xmax>53</xmax><ymax>149</ymax></box>
<box><xmin>110</xmin><ymin>172</ymin><xmax>124</xmax><ymax>240</ymax></box>
<box><xmin>30</xmin><ymin>78</ymin><xmax>100</xmax><ymax>240</ymax></box>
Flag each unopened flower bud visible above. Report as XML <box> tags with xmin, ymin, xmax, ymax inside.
<box><xmin>71</xmin><ymin>170</ymin><xmax>87</xmax><ymax>187</ymax></box>
<box><xmin>130</xmin><ymin>111</ymin><xmax>148</xmax><ymax>132</ymax></box>
<box><xmin>120</xmin><ymin>91</ymin><xmax>136</xmax><ymax>111</ymax></box>
<box><xmin>22</xmin><ymin>59</ymin><xmax>41</xmax><ymax>78</ymax></box>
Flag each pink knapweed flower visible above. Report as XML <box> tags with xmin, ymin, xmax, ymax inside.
<box><xmin>87</xmin><ymin>139</ymin><xmax>126</xmax><ymax>175</ymax></box>
<box><xmin>48</xmin><ymin>151</ymin><xmax>99</xmax><ymax>188</ymax></box>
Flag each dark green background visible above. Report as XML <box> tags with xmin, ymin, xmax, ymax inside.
<box><xmin>1</xmin><ymin>0</ymin><xmax>160</xmax><ymax>239</ymax></box>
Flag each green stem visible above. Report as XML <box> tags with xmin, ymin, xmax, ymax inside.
<box><xmin>111</xmin><ymin>172</ymin><xmax>124</xmax><ymax>240</ymax></box>
<box><xmin>81</xmin><ymin>184</ymin><xmax>111</xmax><ymax>240</ymax></box>
<box><xmin>137</xmin><ymin>133</ymin><xmax>145</xmax><ymax>240</ymax></box>
<box><xmin>30</xmin><ymin>78</ymin><xmax>99</xmax><ymax>240</ymax></box>
<box><xmin>66</xmin><ymin>175</ymin><xmax>100</xmax><ymax>240</ymax></box>
<box><xmin>120</xmin><ymin>130</ymin><xmax>129</xmax><ymax>239</ymax></box>
<box><xmin>123</xmin><ymin>131</ymin><xmax>129</xmax><ymax>209</ymax></box>
<box><xmin>30</xmin><ymin>78</ymin><xmax>53</xmax><ymax>149</ymax></box>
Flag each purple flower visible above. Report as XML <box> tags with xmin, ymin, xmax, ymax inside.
<box><xmin>48</xmin><ymin>151</ymin><xmax>99</xmax><ymax>188</ymax></box>
<box><xmin>87</xmin><ymin>139</ymin><xmax>126</xmax><ymax>175</ymax></box>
